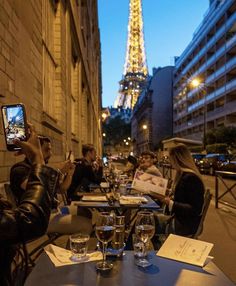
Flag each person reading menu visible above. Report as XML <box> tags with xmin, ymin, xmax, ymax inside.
<box><xmin>153</xmin><ymin>144</ymin><xmax>205</xmax><ymax>237</ymax></box>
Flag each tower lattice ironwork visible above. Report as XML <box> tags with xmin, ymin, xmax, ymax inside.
<box><xmin>114</xmin><ymin>0</ymin><xmax>148</xmax><ymax>109</ymax></box>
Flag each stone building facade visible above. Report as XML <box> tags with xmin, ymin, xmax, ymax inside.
<box><xmin>131</xmin><ymin>66</ymin><xmax>173</xmax><ymax>155</ymax></box>
<box><xmin>0</xmin><ymin>0</ymin><xmax>102</xmax><ymax>181</ymax></box>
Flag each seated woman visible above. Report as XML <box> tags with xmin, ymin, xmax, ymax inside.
<box><xmin>153</xmin><ymin>144</ymin><xmax>205</xmax><ymax>237</ymax></box>
<box><xmin>0</xmin><ymin>124</ymin><xmax>57</xmax><ymax>285</ymax></box>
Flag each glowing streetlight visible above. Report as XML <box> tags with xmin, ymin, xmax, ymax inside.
<box><xmin>124</xmin><ymin>139</ymin><xmax>127</xmax><ymax>142</ymax></box>
<box><xmin>191</xmin><ymin>78</ymin><xmax>201</xmax><ymax>88</ymax></box>
<box><xmin>142</xmin><ymin>124</ymin><xmax>147</xmax><ymax>130</ymax></box>
<box><xmin>102</xmin><ymin>133</ymin><xmax>106</xmax><ymax>137</ymax></box>
<box><xmin>128</xmin><ymin>137</ymin><xmax>131</xmax><ymax>141</ymax></box>
<box><xmin>189</xmin><ymin>77</ymin><xmax>207</xmax><ymax>150</ymax></box>
<box><xmin>126</xmin><ymin>142</ymin><xmax>129</xmax><ymax>145</ymax></box>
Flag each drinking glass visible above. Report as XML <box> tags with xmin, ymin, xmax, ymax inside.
<box><xmin>95</xmin><ymin>212</ymin><xmax>115</xmax><ymax>271</ymax></box>
<box><xmin>135</xmin><ymin>211</ymin><xmax>155</xmax><ymax>267</ymax></box>
<box><xmin>70</xmin><ymin>233</ymin><xmax>90</xmax><ymax>262</ymax></box>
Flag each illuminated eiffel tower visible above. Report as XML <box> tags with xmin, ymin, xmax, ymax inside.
<box><xmin>114</xmin><ymin>0</ymin><xmax>148</xmax><ymax>109</ymax></box>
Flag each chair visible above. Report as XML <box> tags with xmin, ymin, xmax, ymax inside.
<box><xmin>192</xmin><ymin>189</ymin><xmax>212</xmax><ymax>239</ymax></box>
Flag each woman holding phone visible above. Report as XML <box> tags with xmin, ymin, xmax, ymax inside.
<box><xmin>0</xmin><ymin>123</ymin><xmax>58</xmax><ymax>285</ymax></box>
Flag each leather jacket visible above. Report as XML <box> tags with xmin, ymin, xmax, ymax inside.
<box><xmin>10</xmin><ymin>158</ymin><xmax>60</xmax><ymax>208</ymax></box>
<box><xmin>0</xmin><ymin>164</ymin><xmax>58</xmax><ymax>286</ymax></box>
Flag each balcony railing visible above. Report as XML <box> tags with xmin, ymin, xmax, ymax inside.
<box><xmin>187</xmin><ymin>79</ymin><xmax>236</xmax><ymax>112</ymax></box>
<box><xmin>175</xmin><ymin>0</ymin><xmax>234</xmax><ymax>70</ymax></box>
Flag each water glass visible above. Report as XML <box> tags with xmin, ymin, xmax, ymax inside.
<box><xmin>70</xmin><ymin>233</ymin><xmax>90</xmax><ymax>261</ymax></box>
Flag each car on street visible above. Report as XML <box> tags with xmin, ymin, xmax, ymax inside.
<box><xmin>198</xmin><ymin>153</ymin><xmax>232</xmax><ymax>175</ymax></box>
<box><xmin>219</xmin><ymin>155</ymin><xmax>236</xmax><ymax>173</ymax></box>
<box><xmin>191</xmin><ymin>153</ymin><xmax>206</xmax><ymax>169</ymax></box>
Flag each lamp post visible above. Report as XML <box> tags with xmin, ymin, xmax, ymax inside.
<box><xmin>142</xmin><ymin>123</ymin><xmax>149</xmax><ymax>151</ymax></box>
<box><xmin>190</xmin><ymin>78</ymin><xmax>207</xmax><ymax>150</ymax></box>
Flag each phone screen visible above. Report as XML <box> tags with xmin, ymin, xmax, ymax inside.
<box><xmin>1</xmin><ymin>104</ymin><xmax>27</xmax><ymax>150</ymax></box>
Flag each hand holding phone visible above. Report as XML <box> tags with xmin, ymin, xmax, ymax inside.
<box><xmin>1</xmin><ymin>103</ymin><xmax>28</xmax><ymax>151</ymax></box>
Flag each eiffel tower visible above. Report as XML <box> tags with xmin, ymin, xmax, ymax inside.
<box><xmin>114</xmin><ymin>0</ymin><xmax>148</xmax><ymax>109</ymax></box>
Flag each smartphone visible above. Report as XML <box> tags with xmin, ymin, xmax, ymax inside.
<box><xmin>1</xmin><ymin>103</ymin><xmax>28</xmax><ymax>151</ymax></box>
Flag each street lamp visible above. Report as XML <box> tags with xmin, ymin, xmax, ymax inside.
<box><xmin>190</xmin><ymin>78</ymin><xmax>207</xmax><ymax>150</ymax></box>
<box><xmin>142</xmin><ymin>124</ymin><xmax>148</xmax><ymax>130</ymax></box>
<box><xmin>102</xmin><ymin>133</ymin><xmax>106</xmax><ymax>137</ymax></box>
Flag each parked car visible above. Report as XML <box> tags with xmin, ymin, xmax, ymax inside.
<box><xmin>191</xmin><ymin>153</ymin><xmax>206</xmax><ymax>169</ymax></box>
<box><xmin>198</xmin><ymin>153</ymin><xmax>232</xmax><ymax>175</ymax></box>
<box><xmin>219</xmin><ymin>155</ymin><xmax>236</xmax><ymax>173</ymax></box>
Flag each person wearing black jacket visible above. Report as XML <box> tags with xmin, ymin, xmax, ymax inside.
<box><xmin>153</xmin><ymin>144</ymin><xmax>205</xmax><ymax>236</ymax></box>
<box><xmin>0</xmin><ymin>124</ymin><xmax>57</xmax><ymax>285</ymax></box>
<box><xmin>67</xmin><ymin>144</ymin><xmax>103</xmax><ymax>200</ymax></box>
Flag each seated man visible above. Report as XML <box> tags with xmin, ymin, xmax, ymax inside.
<box><xmin>10</xmin><ymin>136</ymin><xmax>92</xmax><ymax>235</ymax></box>
<box><xmin>0</xmin><ymin>123</ymin><xmax>55</xmax><ymax>285</ymax></box>
<box><xmin>138</xmin><ymin>151</ymin><xmax>162</xmax><ymax>177</ymax></box>
<box><xmin>67</xmin><ymin>144</ymin><xmax>103</xmax><ymax>200</ymax></box>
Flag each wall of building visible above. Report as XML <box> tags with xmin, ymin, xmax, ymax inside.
<box><xmin>151</xmin><ymin>66</ymin><xmax>174</xmax><ymax>149</ymax></box>
<box><xmin>131</xmin><ymin>66</ymin><xmax>173</xmax><ymax>154</ymax></box>
<box><xmin>0</xmin><ymin>0</ymin><xmax>102</xmax><ymax>182</ymax></box>
<box><xmin>173</xmin><ymin>0</ymin><xmax>236</xmax><ymax>141</ymax></box>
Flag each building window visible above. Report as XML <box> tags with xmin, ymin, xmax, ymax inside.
<box><xmin>42</xmin><ymin>0</ymin><xmax>57</xmax><ymax>119</ymax></box>
<box><xmin>71</xmin><ymin>60</ymin><xmax>78</xmax><ymax>135</ymax></box>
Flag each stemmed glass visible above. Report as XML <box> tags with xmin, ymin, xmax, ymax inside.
<box><xmin>95</xmin><ymin>212</ymin><xmax>115</xmax><ymax>271</ymax></box>
<box><xmin>135</xmin><ymin>211</ymin><xmax>155</xmax><ymax>267</ymax></box>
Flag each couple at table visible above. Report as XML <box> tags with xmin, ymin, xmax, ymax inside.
<box><xmin>127</xmin><ymin>148</ymin><xmax>205</xmax><ymax>237</ymax></box>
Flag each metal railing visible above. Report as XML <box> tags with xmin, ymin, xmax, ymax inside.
<box><xmin>215</xmin><ymin>171</ymin><xmax>236</xmax><ymax>209</ymax></box>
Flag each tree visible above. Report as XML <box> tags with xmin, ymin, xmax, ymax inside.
<box><xmin>205</xmin><ymin>126</ymin><xmax>236</xmax><ymax>147</ymax></box>
<box><xmin>103</xmin><ymin>116</ymin><xmax>131</xmax><ymax>147</ymax></box>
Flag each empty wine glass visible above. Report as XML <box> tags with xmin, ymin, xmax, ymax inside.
<box><xmin>95</xmin><ymin>212</ymin><xmax>115</xmax><ymax>271</ymax></box>
<box><xmin>135</xmin><ymin>211</ymin><xmax>155</xmax><ymax>267</ymax></box>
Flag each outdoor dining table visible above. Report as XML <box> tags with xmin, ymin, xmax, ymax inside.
<box><xmin>72</xmin><ymin>195</ymin><xmax>161</xmax><ymax>211</ymax></box>
<box><xmin>25</xmin><ymin>251</ymin><xmax>234</xmax><ymax>286</ymax></box>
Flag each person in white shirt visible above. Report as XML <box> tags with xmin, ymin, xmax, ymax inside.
<box><xmin>138</xmin><ymin>151</ymin><xmax>162</xmax><ymax>177</ymax></box>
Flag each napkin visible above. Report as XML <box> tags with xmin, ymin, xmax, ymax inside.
<box><xmin>119</xmin><ymin>195</ymin><xmax>148</xmax><ymax>205</ymax></box>
<box><xmin>82</xmin><ymin>195</ymin><xmax>108</xmax><ymax>201</ymax></box>
<box><xmin>44</xmin><ymin>244</ymin><xmax>102</xmax><ymax>267</ymax></box>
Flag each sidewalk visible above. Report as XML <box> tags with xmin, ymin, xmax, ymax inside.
<box><xmin>199</xmin><ymin>202</ymin><xmax>236</xmax><ymax>283</ymax></box>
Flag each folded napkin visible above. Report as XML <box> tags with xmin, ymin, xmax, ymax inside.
<box><xmin>82</xmin><ymin>195</ymin><xmax>108</xmax><ymax>202</ymax></box>
<box><xmin>119</xmin><ymin>195</ymin><xmax>148</xmax><ymax>205</ymax></box>
<box><xmin>44</xmin><ymin>244</ymin><xmax>102</xmax><ymax>267</ymax></box>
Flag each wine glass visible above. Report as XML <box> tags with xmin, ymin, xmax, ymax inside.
<box><xmin>95</xmin><ymin>212</ymin><xmax>115</xmax><ymax>271</ymax></box>
<box><xmin>135</xmin><ymin>211</ymin><xmax>155</xmax><ymax>267</ymax></box>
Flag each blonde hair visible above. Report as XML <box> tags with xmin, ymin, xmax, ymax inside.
<box><xmin>169</xmin><ymin>144</ymin><xmax>202</xmax><ymax>184</ymax></box>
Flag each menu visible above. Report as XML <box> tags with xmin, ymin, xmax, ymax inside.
<box><xmin>132</xmin><ymin>170</ymin><xmax>168</xmax><ymax>195</ymax></box>
<box><xmin>156</xmin><ymin>234</ymin><xmax>214</xmax><ymax>267</ymax></box>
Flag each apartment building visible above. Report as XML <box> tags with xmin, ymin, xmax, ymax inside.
<box><xmin>0</xmin><ymin>0</ymin><xmax>102</xmax><ymax>181</ymax></box>
<box><xmin>173</xmin><ymin>0</ymin><xmax>236</xmax><ymax>141</ymax></box>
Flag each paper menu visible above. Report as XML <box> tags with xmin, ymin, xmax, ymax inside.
<box><xmin>132</xmin><ymin>170</ymin><xmax>168</xmax><ymax>195</ymax></box>
<box><xmin>156</xmin><ymin>234</ymin><xmax>214</xmax><ymax>267</ymax></box>
<box><xmin>82</xmin><ymin>195</ymin><xmax>108</xmax><ymax>201</ymax></box>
